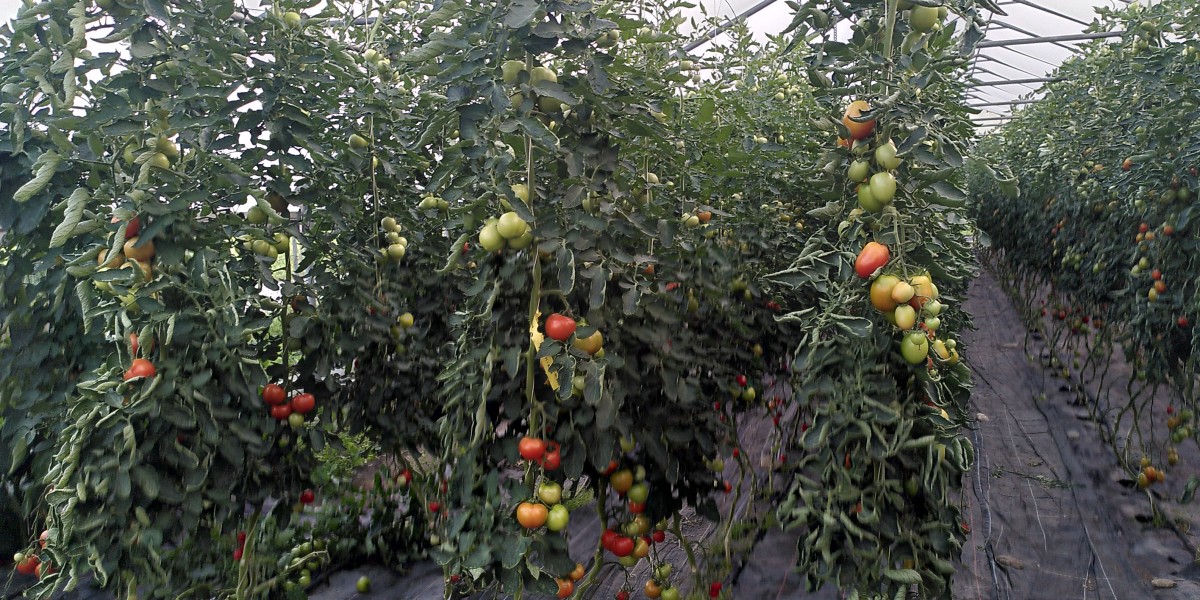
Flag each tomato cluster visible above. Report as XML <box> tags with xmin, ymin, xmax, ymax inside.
<box><xmin>260</xmin><ymin>384</ymin><xmax>316</xmax><ymax>425</ymax></box>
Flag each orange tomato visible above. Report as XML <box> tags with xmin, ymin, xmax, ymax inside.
<box><xmin>516</xmin><ymin>502</ymin><xmax>548</xmax><ymax>529</ymax></box>
<box><xmin>556</xmin><ymin>578</ymin><xmax>574</xmax><ymax>599</ymax></box>
<box><xmin>842</xmin><ymin>100</ymin><xmax>875</xmax><ymax>141</ymax></box>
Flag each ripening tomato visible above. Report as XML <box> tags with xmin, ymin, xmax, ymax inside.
<box><xmin>516</xmin><ymin>502</ymin><xmax>548</xmax><ymax>529</ymax></box>
<box><xmin>573</xmin><ymin>329</ymin><xmax>604</xmax><ymax>355</ymax></box>
<box><xmin>644</xmin><ymin>579</ymin><xmax>663</xmax><ymax>599</ymax></box>
<box><xmin>869</xmin><ymin>274</ymin><xmax>900</xmax><ymax>311</ymax></box>
<box><xmin>544</xmin><ymin>313</ymin><xmax>577</xmax><ymax>342</ymax></box>
<box><xmin>841</xmin><ymin>100</ymin><xmax>875</xmax><ymax>141</ymax></box>
<box><xmin>291</xmin><ymin>393</ymin><xmax>316</xmax><ymax>414</ymax></box>
<box><xmin>855</xmin><ymin>242</ymin><xmax>890</xmax><ymax>278</ymax></box>
<box><xmin>262</xmin><ymin>384</ymin><xmax>287</xmax><ymax>406</ymax></box>
<box><xmin>518</xmin><ymin>436</ymin><xmax>546</xmax><ymax>461</ymax></box>
<box><xmin>610</xmin><ymin>469</ymin><xmax>634</xmax><ymax>494</ymax></box>
<box><xmin>570</xmin><ymin>563</ymin><xmax>586</xmax><ymax>581</ymax></box>
<box><xmin>124</xmin><ymin>358</ymin><xmax>156</xmax><ymax>381</ymax></box>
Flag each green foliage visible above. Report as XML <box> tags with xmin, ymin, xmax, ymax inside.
<box><xmin>770</xmin><ymin>0</ymin><xmax>986</xmax><ymax>597</ymax></box>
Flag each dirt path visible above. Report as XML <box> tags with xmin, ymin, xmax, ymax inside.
<box><xmin>951</xmin><ymin>267</ymin><xmax>1199</xmax><ymax>600</ymax></box>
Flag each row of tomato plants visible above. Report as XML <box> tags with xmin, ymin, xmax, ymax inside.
<box><xmin>0</xmin><ymin>0</ymin><xmax>987</xmax><ymax>598</ymax></box>
<box><xmin>969</xmin><ymin>0</ymin><xmax>1199</xmax><ymax>509</ymax></box>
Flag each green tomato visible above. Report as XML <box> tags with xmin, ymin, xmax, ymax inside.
<box><xmin>627</xmin><ymin>482</ymin><xmax>649</xmax><ymax>504</ymax></box>
<box><xmin>288</xmin><ymin>413</ymin><xmax>305</xmax><ymax>428</ymax></box>
<box><xmin>501</xmin><ymin>60</ymin><xmax>525</xmax><ymax>84</ymax></box>
<box><xmin>478</xmin><ymin>222</ymin><xmax>505</xmax><ymax>252</ymax></box>
<box><xmin>538</xmin><ymin>481</ymin><xmax>563</xmax><ymax>505</ymax></box>
<box><xmin>900</xmin><ymin>332</ymin><xmax>929</xmax><ymax>365</ymax></box>
<box><xmin>496</xmin><ymin>212</ymin><xmax>527</xmax><ymax>239</ymax></box>
<box><xmin>619</xmin><ymin>435</ymin><xmax>636</xmax><ymax>453</ymax></box>
<box><xmin>617</xmin><ymin>554</ymin><xmax>638</xmax><ymax>568</ymax></box>
<box><xmin>654</xmin><ymin>564</ymin><xmax>672</xmax><ymax>580</ymax></box>
<box><xmin>869</xmin><ymin>172</ymin><xmax>897</xmax><ymax>204</ymax></box>
<box><xmin>910</xmin><ymin>5</ymin><xmax>940</xmax><ymax>32</ymax></box>
<box><xmin>546</xmin><ymin>504</ymin><xmax>570</xmax><ymax>532</ymax></box>
<box><xmin>661</xmin><ymin>587</ymin><xmax>680</xmax><ymax>600</ymax></box>
<box><xmin>857</xmin><ymin>184</ymin><xmax>883</xmax><ymax>212</ymax></box>
<box><xmin>874</xmin><ymin>140</ymin><xmax>901</xmax><ymax>170</ymax></box>
<box><xmin>508</xmin><ymin>229</ymin><xmax>534</xmax><ymax>250</ymax></box>
<box><xmin>530</xmin><ymin>66</ymin><xmax>557</xmax><ymax>84</ymax></box>
<box><xmin>356</xmin><ymin>575</ymin><xmax>371</xmax><ymax>593</ymax></box>
<box><xmin>848</xmin><ymin>160</ymin><xmax>870</xmax><ymax>182</ymax></box>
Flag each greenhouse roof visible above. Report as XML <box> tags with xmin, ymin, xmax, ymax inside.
<box><xmin>678</xmin><ymin>0</ymin><xmax>1136</xmax><ymax>129</ymax></box>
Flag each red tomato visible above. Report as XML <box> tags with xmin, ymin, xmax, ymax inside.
<box><xmin>652</xmin><ymin>530</ymin><xmax>665</xmax><ymax>543</ymax></box>
<box><xmin>544</xmin><ymin>313</ymin><xmax>577</xmax><ymax>342</ymax></box>
<box><xmin>628</xmin><ymin>501</ymin><xmax>646</xmax><ymax>514</ymax></box>
<box><xmin>233</xmin><ymin>548</ymin><xmax>243</xmax><ymax>561</ymax></box>
<box><xmin>541</xmin><ymin>448</ymin><xmax>562</xmax><ymax>470</ymax></box>
<box><xmin>601</xmin><ymin>529</ymin><xmax>619</xmax><ymax>551</ymax></box>
<box><xmin>123</xmin><ymin>358</ymin><xmax>156</xmax><ymax>381</ymax></box>
<box><xmin>16</xmin><ymin>556</ymin><xmax>39</xmax><ymax>576</ymax></box>
<box><xmin>609</xmin><ymin>536</ymin><xmax>634</xmax><ymax>557</ymax></box>
<box><xmin>854</xmin><ymin>242</ymin><xmax>890</xmax><ymax>278</ymax></box>
<box><xmin>518</xmin><ymin>436</ymin><xmax>546</xmax><ymax>461</ymax></box>
<box><xmin>300</xmin><ymin>489</ymin><xmax>315</xmax><ymax>504</ymax></box>
<box><xmin>291</xmin><ymin>393</ymin><xmax>316</xmax><ymax>414</ymax></box>
<box><xmin>270</xmin><ymin>403</ymin><xmax>293</xmax><ymax>420</ymax></box>
<box><xmin>262</xmin><ymin>384</ymin><xmax>287</xmax><ymax>406</ymax></box>
<box><xmin>129</xmin><ymin>333</ymin><xmax>139</xmax><ymax>356</ymax></box>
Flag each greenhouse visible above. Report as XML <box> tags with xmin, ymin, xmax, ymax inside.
<box><xmin>0</xmin><ymin>0</ymin><xmax>1196</xmax><ymax>599</ymax></box>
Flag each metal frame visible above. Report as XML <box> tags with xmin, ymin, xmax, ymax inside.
<box><xmin>675</xmin><ymin>0</ymin><xmax>1127</xmax><ymax>125</ymax></box>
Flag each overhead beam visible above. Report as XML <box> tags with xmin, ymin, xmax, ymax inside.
<box><xmin>991</xmin><ymin>20</ymin><xmax>1079</xmax><ymax>54</ymax></box>
<box><xmin>968</xmin><ymin>76</ymin><xmax>1057</xmax><ymax>87</ymax></box>
<box><xmin>683</xmin><ymin>0</ymin><xmax>781</xmax><ymax>52</ymax></box>
<box><xmin>967</xmin><ymin>99</ymin><xmax>1037</xmax><ymax>108</ymax></box>
<box><xmin>977</xmin><ymin>31</ymin><xmax>1124</xmax><ymax>49</ymax></box>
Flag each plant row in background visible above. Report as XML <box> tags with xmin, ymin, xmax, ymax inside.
<box><xmin>970</xmin><ymin>0</ymin><xmax>1199</xmax><ymax>516</ymax></box>
<box><xmin>1</xmin><ymin>0</ymin><xmax>985</xmax><ymax>598</ymax></box>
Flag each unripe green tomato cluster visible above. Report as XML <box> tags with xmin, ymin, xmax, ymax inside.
<box><xmin>380</xmin><ymin>216</ymin><xmax>409</xmax><ymax>263</ymax></box>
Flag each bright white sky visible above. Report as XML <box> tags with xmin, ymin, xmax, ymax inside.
<box><xmin>0</xmin><ymin>0</ymin><xmax>18</xmax><ymax>20</ymax></box>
